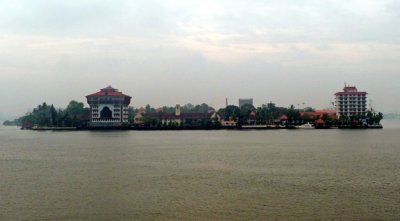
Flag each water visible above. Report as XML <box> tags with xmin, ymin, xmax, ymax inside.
<box><xmin>1</xmin><ymin>121</ymin><xmax>399</xmax><ymax>220</ymax></box>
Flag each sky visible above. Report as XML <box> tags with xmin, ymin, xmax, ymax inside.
<box><xmin>1</xmin><ymin>0</ymin><xmax>399</xmax><ymax>120</ymax></box>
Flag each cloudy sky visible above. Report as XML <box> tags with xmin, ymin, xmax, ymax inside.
<box><xmin>1</xmin><ymin>0</ymin><xmax>399</xmax><ymax>119</ymax></box>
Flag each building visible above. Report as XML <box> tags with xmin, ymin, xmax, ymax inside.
<box><xmin>220</xmin><ymin>119</ymin><xmax>237</xmax><ymax>127</ymax></box>
<box><xmin>86</xmin><ymin>86</ymin><xmax>131</xmax><ymax>127</ymax></box>
<box><xmin>247</xmin><ymin>111</ymin><xmax>256</xmax><ymax>124</ymax></box>
<box><xmin>300</xmin><ymin>110</ymin><xmax>337</xmax><ymax>120</ymax></box>
<box><xmin>135</xmin><ymin>104</ymin><xmax>220</xmax><ymax>126</ymax></box>
<box><xmin>239</xmin><ymin>98</ymin><xmax>253</xmax><ymax>108</ymax></box>
<box><xmin>334</xmin><ymin>85</ymin><xmax>367</xmax><ymax>117</ymax></box>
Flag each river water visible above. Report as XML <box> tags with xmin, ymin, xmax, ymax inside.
<box><xmin>1</xmin><ymin>120</ymin><xmax>399</xmax><ymax>220</ymax></box>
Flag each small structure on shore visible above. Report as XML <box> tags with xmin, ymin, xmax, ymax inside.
<box><xmin>279</xmin><ymin>114</ymin><xmax>288</xmax><ymax>125</ymax></box>
<box><xmin>220</xmin><ymin>118</ymin><xmax>237</xmax><ymax>127</ymax></box>
<box><xmin>315</xmin><ymin>119</ymin><xmax>331</xmax><ymax>129</ymax></box>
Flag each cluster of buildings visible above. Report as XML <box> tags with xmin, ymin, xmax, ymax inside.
<box><xmin>85</xmin><ymin>85</ymin><xmax>368</xmax><ymax>127</ymax></box>
<box><xmin>133</xmin><ymin>104</ymin><xmax>221</xmax><ymax>126</ymax></box>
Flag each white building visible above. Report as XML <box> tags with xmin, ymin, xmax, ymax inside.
<box><xmin>335</xmin><ymin>86</ymin><xmax>367</xmax><ymax>117</ymax></box>
<box><xmin>86</xmin><ymin>86</ymin><xmax>131</xmax><ymax>127</ymax></box>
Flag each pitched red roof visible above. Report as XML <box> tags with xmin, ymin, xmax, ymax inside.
<box><xmin>335</xmin><ymin>86</ymin><xmax>367</xmax><ymax>95</ymax></box>
<box><xmin>316</xmin><ymin>110</ymin><xmax>336</xmax><ymax>114</ymax></box>
<box><xmin>334</xmin><ymin>91</ymin><xmax>367</xmax><ymax>95</ymax></box>
<box><xmin>280</xmin><ymin>115</ymin><xmax>288</xmax><ymax>120</ymax></box>
<box><xmin>343</xmin><ymin>86</ymin><xmax>357</xmax><ymax>92</ymax></box>
<box><xmin>300</xmin><ymin>110</ymin><xmax>337</xmax><ymax>119</ymax></box>
<box><xmin>86</xmin><ymin>86</ymin><xmax>131</xmax><ymax>98</ymax></box>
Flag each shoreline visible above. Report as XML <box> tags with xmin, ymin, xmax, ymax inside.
<box><xmin>20</xmin><ymin>125</ymin><xmax>383</xmax><ymax>131</ymax></box>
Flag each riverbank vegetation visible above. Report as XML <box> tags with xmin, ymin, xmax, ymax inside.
<box><xmin>8</xmin><ymin>101</ymin><xmax>383</xmax><ymax>129</ymax></box>
<box><xmin>14</xmin><ymin>101</ymin><xmax>89</xmax><ymax>129</ymax></box>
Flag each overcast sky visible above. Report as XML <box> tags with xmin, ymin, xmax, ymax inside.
<box><xmin>1</xmin><ymin>0</ymin><xmax>399</xmax><ymax>119</ymax></box>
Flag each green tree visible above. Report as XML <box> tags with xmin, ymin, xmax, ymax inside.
<box><xmin>145</xmin><ymin>104</ymin><xmax>156</xmax><ymax>113</ymax></box>
<box><xmin>64</xmin><ymin>100</ymin><xmax>88</xmax><ymax>127</ymax></box>
<box><xmin>218</xmin><ymin>105</ymin><xmax>240</xmax><ymax>121</ymax></box>
<box><xmin>182</xmin><ymin>103</ymin><xmax>194</xmax><ymax>112</ymax></box>
<box><xmin>285</xmin><ymin>105</ymin><xmax>301</xmax><ymax>124</ymax></box>
<box><xmin>141</xmin><ymin>116</ymin><xmax>158</xmax><ymax>127</ymax></box>
<box><xmin>240</xmin><ymin>104</ymin><xmax>255</xmax><ymax>125</ymax></box>
<box><xmin>321</xmin><ymin>113</ymin><xmax>333</xmax><ymax>125</ymax></box>
<box><xmin>303</xmin><ymin>107</ymin><xmax>315</xmax><ymax>112</ymax></box>
<box><xmin>376</xmin><ymin>112</ymin><xmax>383</xmax><ymax>124</ymax></box>
<box><xmin>338</xmin><ymin>115</ymin><xmax>350</xmax><ymax>126</ymax></box>
<box><xmin>65</xmin><ymin>101</ymin><xmax>85</xmax><ymax>116</ymax></box>
<box><xmin>162</xmin><ymin>106</ymin><xmax>175</xmax><ymax>113</ymax></box>
<box><xmin>128</xmin><ymin>107</ymin><xmax>135</xmax><ymax>123</ymax></box>
<box><xmin>50</xmin><ymin>105</ymin><xmax>58</xmax><ymax>126</ymax></box>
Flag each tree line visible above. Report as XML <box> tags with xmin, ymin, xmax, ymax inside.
<box><xmin>12</xmin><ymin>100</ymin><xmax>383</xmax><ymax>129</ymax></box>
<box><xmin>217</xmin><ymin>102</ymin><xmax>315</xmax><ymax>126</ymax></box>
<box><xmin>18</xmin><ymin>101</ymin><xmax>89</xmax><ymax>128</ymax></box>
<box><xmin>143</xmin><ymin>103</ymin><xmax>211</xmax><ymax>114</ymax></box>
<box><xmin>140</xmin><ymin>102</ymin><xmax>316</xmax><ymax>126</ymax></box>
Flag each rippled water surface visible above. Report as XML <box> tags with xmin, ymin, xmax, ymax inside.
<box><xmin>1</xmin><ymin>121</ymin><xmax>400</xmax><ymax>220</ymax></box>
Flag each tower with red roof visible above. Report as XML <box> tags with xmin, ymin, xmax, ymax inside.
<box><xmin>86</xmin><ymin>86</ymin><xmax>131</xmax><ymax>127</ymax></box>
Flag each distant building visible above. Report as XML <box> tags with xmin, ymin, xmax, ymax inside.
<box><xmin>247</xmin><ymin>111</ymin><xmax>256</xmax><ymax>124</ymax></box>
<box><xmin>220</xmin><ymin>119</ymin><xmax>237</xmax><ymax>127</ymax></box>
<box><xmin>135</xmin><ymin>104</ymin><xmax>220</xmax><ymax>126</ymax></box>
<box><xmin>86</xmin><ymin>86</ymin><xmax>131</xmax><ymax>127</ymax></box>
<box><xmin>239</xmin><ymin>98</ymin><xmax>253</xmax><ymax>108</ymax></box>
<box><xmin>300</xmin><ymin>110</ymin><xmax>337</xmax><ymax>120</ymax></box>
<box><xmin>334</xmin><ymin>85</ymin><xmax>367</xmax><ymax>117</ymax></box>
<box><xmin>278</xmin><ymin>114</ymin><xmax>289</xmax><ymax>124</ymax></box>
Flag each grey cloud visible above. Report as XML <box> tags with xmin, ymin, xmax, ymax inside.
<box><xmin>0</xmin><ymin>0</ymin><xmax>399</xmax><ymax>117</ymax></box>
<box><xmin>0</xmin><ymin>0</ymin><xmax>177</xmax><ymax>37</ymax></box>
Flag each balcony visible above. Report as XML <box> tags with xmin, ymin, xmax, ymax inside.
<box><xmin>92</xmin><ymin>118</ymin><xmax>121</xmax><ymax>122</ymax></box>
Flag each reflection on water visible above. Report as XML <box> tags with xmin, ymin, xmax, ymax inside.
<box><xmin>1</xmin><ymin>122</ymin><xmax>400</xmax><ymax>220</ymax></box>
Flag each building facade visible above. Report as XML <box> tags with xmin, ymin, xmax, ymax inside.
<box><xmin>239</xmin><ymin>98</ymin><xmax>253</xmax><ymax>108</ymax></box>
<box><xmin>86</xmin><ymin>86</ymin><xmax>131</xmax><ymax>127</ymax></box>
<box><xmin>300</xmin><ymin>110</ymin><xmax>337</xmax><ymax>120</ymax></box>
<box><xmin>335</xmin><ymin>86</ymin><xmax>367</xmax><ymax>117</ymax></box>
